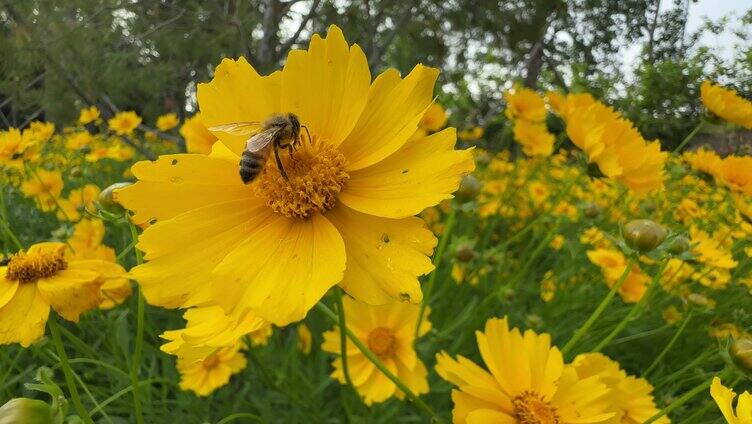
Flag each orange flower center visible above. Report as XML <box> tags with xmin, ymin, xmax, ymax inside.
<box><xmin>367</xmin><ymin>327</ymin><xmax>396</xmax><ymax>358</ymax></box>
<box><xmin>255</xmin><ymin>138</ymin><xmax>349</xmax><ymax>219</ymax></box>
<box><xmin>202</xmin><ymin>353</ymin><xmax>221</xmax><ymax>369</ymax></box>
<box><xmin>6</xmin><ymin>250</ymin><xmax>67</xmax><ymax>283</ymax></box>
<box><xmin>513</xmin><ymin>391</ymin><xmax>560</xmax><ymax>424</ymax></box>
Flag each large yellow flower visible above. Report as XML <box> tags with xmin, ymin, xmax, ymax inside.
<box><xmin>0</xmin><ymin>242</ymin><xmax>126</xmax><ymax>347</ymax></box>
<box><xmin>701</xmin><ymin>81</ymin><xmax>752</xmax><ymax>129</ymax></box>
<box><xmin>710</xmin><ymin>377</ymin><xmax>752</xmax><ymax>423</ymax></box>
<box><xmin>117</xmin><ymin>25</ymin><xmax>474</xmax><ymax>326</ymax></box>
<box><xmin>435</xmin><ymin>317</ymin><xmax>614</xmax><ymax>424</ymax></box>
<box><xmin>573</xmin><ymin>353</ymin><xmax>669</xmax><ymax>424</ymax></box>
<box><xmin>179</xmin><ymin>113</ymin><xmax>218</xmax><ymax>154</ymax></box>
<box><xmin>322</xmin><ymin>297</ymin><xmax>430</xmax><ymax>405</ymax></box>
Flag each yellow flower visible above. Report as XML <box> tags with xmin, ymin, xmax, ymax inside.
<box><xmin>701</xmin><ymin>80</ymin><xmax>752</xmax><ymax>129</ymax></box>
<box><xmin>156</xmin><ymin>113</ymin><xmax>180</xmax><ymax>131</ymax></box>
<box><xmin>691</xmin><ymin>228</ymin><xmax>738</xmax><ymax>271</ymax></box>
<box><xmin>662</xmin><ymin>305</ymin><xmax>682</xmax><ymax>325</ymax></box>
<box><xmin>57</xmin><ymin>184</ymin><xmax>100</xmax><ymax>221</ymax></box>
<box><xmin>550</xmin><ymin>235</ymin><xmax>565</xmax><ymax>250</ymax></box>
<box><xmin>573</xmin><ymin>353</ymin><xmax>669</xmax><ymax>424</ymax></box>
<box><xmin>26</xmin><ymin>121</ymin><xmax>55</xmax><ymax>143</ymax></box>
<box><xmin>322</xmin><ymin>297</ymin><xmax>430</xmax><ymax>405</ymax></box>
<box><xmin>458</xmin><ymin>126</ymin><xmax>484</xmax><ymax>141</ymax></box>
<box><xmin>0</xmin><ymin>242</ymin><xmax>126</xmax><ymax>346</ymax></box>
<box><xmin>117</xmin><ymin>25</ymin><xmax>474</xmax><ymax>326</ymax></box>
<box><xmin>715</xmin><ymin>156</ymin><xmax>752</xmax><ymax>196</ymax></box>
<box><xmin>587</xmin><ymin>248</ymin><xmax>649</xmax><ymax>303</ymax></box>
<box><xmin>436</xmin><ymin>317</ymin><xmax>614</xmax><ymax>424</ymax></box>
<box><xmin>177</xmin><ymin>342</ymin><xmax>247</xmax><ymax>397</ymax></box>
<box><xmin>682</xmin><ymin>148</ymin><xmax>722</xmax><ymax>176</ymax></box>
<box><xmin>420</xmin><ymin>103</ymin><xmax>448</xmax><ymax>132</ymax></box>
<box><xmin>504</xmin><ymin>86</ymin><xmax>547</xmax><ymax>122</ymax></box>
<box><xmin>540</xmin><ymin>270</ymin><xmax>556</xmax><ymax>302</ymax></box>
<box><xmin>179</xmin><ymin>113</ymin><xmax>218</xmax><ymax>154</ymax></box>
<box><xmin>161</xmin><ymin>306</ymin><xmax>267</xmax><ymax>363</ymax></box>
<box><xmin>710</xmin><ymin>377</ymin><xmax>752</xmax><ymax>423</ymax></box>
<box><xmin>513</xmin><ymin>120</ymin><xmax>554</xmax><ymax>157</ymax></box>
<box><xmin>21</xmin><ymin>170</ymin><xmax>64</xmax><ymax>210</ymax></box>
<box><xmin>248</xmin><ymin>321</ymin><xmax>274</xmax><ymax>346</ymax></box>
<box><xmin>65</xmin><ymin>131</ymin><xmax>93</xmax><ymax>150</ymax></box>
<box><xmin>297</xmin><ymin>324</ymin><xmax>312</xmax><ymax>354</ymax></box>
<box><xmin>78</xmin><ymin>106</ymin><xmax>101</xmax><ymax>125</ymax></box>
<box><xmin>0</xmin><ymin>128</ymin><xmax>24</xmax><ymax>165</ymax></box>
<box><xmin>108</xmin><ymin>111</ymin><xmax>142</xmax><ymax>135</ymax></box>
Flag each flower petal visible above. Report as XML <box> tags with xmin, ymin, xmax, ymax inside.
<box><xmin>0</xmin><ymin>273</ymin><xmax>18</xmax><ymax>309</ymax></box>
<box><xmin>118</xmin><ymin>153</ymin><xmax>252</xmax><ymax>225</ymax></box>
<box><xmin>338</xmin><ymin>65</ymin><xmax>439</xmax><ymax>171</ymax></box>
<box><xmin>197</xmin><ymin>57</ymin><xmax>281</xmax><ymax>155</ymax></box>
<box><xmin>326</xmin><ymin>204</ymin><xmax>436</xmax><ymax>305</ymax></box>
<box><xmin>281</xmin><ymin>25</ymin><xmax>370</xmax><ymax>147</ymax></box>
<box><xmin>340</xmin><ymin>128</ymin><xmax>475</xmax><ymax>218</ymax></box>
<box><xmin>213</xmin><ymin>213</ymin><xmax>345</xmax><ymax>326</ymax></box>
<box><xmin>0</xmin><ymin>284</ymin><xmax>50</xmax><ymax>347</ymax></box>
<box><xmin>37</xmin><ymin>269</ymin><xmax>103</xmax><ymax>322</ymax></box>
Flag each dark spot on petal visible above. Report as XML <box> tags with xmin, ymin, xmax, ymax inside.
<box><xmin>399</xmin><ymin>293</ymin><xmax>411</xmax><ymax>302</ymax></box>
<box><xmin>171</xmin><ymin>159</ymin><xmax>178</xmax><ymax>165</ymax></box>
<box><xmin>149</xmin><ymin>218</ymin><xmax>158</xmax><ymax>225</ymax></box>
<box><xmin>381</xmin><ymin>233</ymin><xmax>390</xmax><ymax>243</ymax></box>
<box><xmin>402</xmin><ymin>169</ymin><xmax>409</xmax><ymax>174</ymax></box>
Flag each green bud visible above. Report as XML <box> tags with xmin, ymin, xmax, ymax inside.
<box><xmin>456</xmin><ymin>245</ymin><xmax>476</xmax><ymax>262</ymax></box>
<box><xmin>623</xmin><ymin>219</ymin><xmax>667</xmax><ymax>253</ymax></box>
<box><xmin>583</xmin><ymin>202</ymin><xmax>600</xmax><ymax>218</ymax></box>
<box><xmin>731</xmin><ymin>337</ymin><xmax>752</xmax><ymax>376</ymax></box>
<box><xmin>97</xmin><ymin>182</ymin><xmax>132</xmax><ymax>215</ymax></box>
<box><xmin>456</xmin><ymin>175</ymin><xmax>481</xmax><ymax>202</ymax></box>
<box><xmin>474</xmin><ymin>151</ymin><xmax>491</xmax><ymax>167</ymax></box>
<box><xmin>0</xmin><ymin>398</ymin><xmax>54</xmax><ymax>424</ymax></box>
<box><xmin>666</xmin><ymin>235</ymin><xmax>690</xmax><ymax>255</ymax></box>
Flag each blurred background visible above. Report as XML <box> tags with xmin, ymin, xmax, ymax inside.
<box><xmin>1</xmin><ymin>0</ymin><xmax>751</xmax><ymax>151</ymax></box>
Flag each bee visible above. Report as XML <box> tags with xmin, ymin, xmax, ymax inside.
<box><xmin>209</xmin><ymin>113</ymin><xmax>309</xmax><ymax>184</ymax></box>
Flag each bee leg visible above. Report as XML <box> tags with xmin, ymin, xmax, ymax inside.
<box><xmin>302</xmin><ymin>125</ymin><xmax>312</xmax><ymax>145</ymax></box>
<box><xmin>273</xmin><ymin>143</ymin><xmax>289</xmax><ymax>180</ymax></box>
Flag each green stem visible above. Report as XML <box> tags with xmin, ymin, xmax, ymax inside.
<box><xmin>0</xmin><ymin>218</ymin><xmax>22</xmax><ymax>250</ymax></box>
<box><xmin>415</xmin><ymin>208</ymin><xmax>456</xmax><ymax>338</ymax></box>
<box><xmin>48</xmin><ymin>318</ymin><xmax>94</xmax><ymax>424</ymax></box>
<box><xmin>592</xmin><ymin>259</ymin><xmax>668</xmax><ymax>353</ymax></box>
<box><xmin>335</xmin><ymin>289</ymin><xmax>355</xmax><ymax>390</ymax></box>
<box><xmin>645</xmin><ymin>369</ymin><xmax>729</xmax><ymax>424</ymax></box>
<box><xmin>316</xmin><ymin>303</ymin><xmax>444</xmax><ymax>423</ymax></box>
<box><xmin>643</xmin><ymin>310</ymin><xmax>693</xmax><ymax>377</ymax></box>
<box><xmin>560</xmin><ymin>260</ymin><xmax>634</xmax><ymax>357</ymax></box>
<box><xmin>127</xmin><ymin>220</ymin><xmax>145</xmax><ymax>424</ymax></box>
<box><xmin>672</xmin><ymin>120</ymin><xmax>705</xmax><ymax>154</ymax></box>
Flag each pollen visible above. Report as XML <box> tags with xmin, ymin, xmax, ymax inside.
<box><xmin>255</xmin><ymin>138</ymin><xmax>349</xmax><ymax>219</ymax></box>
<box><xmin>6</xmin><ymin>249</ymin><xmax>67</xmax><ymax>283</ymax></box>
<box><xmin>367</xmin><ymin>327</ymin><xmax>396</xmax><ymax>358</ymax></box>
<box><xmin>513</xmin><ymin>390</ymin><xmax>560</xmax><ymax>424</ymax></box>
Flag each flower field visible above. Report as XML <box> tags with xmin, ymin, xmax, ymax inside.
<box><xmin>2</xmin><ymin>19</ymin><xmax>752</xmax><ymax>424</ymax></box>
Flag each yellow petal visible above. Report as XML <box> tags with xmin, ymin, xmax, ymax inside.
<box><xmin>213</xmin><ymin>213</ymin><xmax>345</xmax><ymax>326</ymax></box>
<box><xmin>340</xmin><ymin>128</ymin><xmax>475</xmax><ymax>218</ymax></box>
<box><xmin>0</xmin><ymin>273</ymin><xmax>18</xmax><ymax>308</ymax></box>
<box><xmin>196</xmin><ymin>57</ymin><xmax>281</xmax><ymax>155</ymax></box>
<box><xmin>0</xmin><ymin>284</ymin><xmax>50</xmax><ymax>347</ymax></box>
<box><xmin>326</xmin><ymin>204</ymin><xmax>435</xmax><ymax>305</ymax></box>
<box><xmin>37</xmin><ymin>269</ymin><xmax>103</xmax><ymax>322</ymax></box>
<box><xmin>338</xmin><ymin>65</ymin><xmax>439</xmax><ymax>171</ymax></box>
<box><xmin>466</xmin><ymin>409</ymin><xmax>517</xmax><ymax>424</ymax></box>
<box><xmin>118</xmin><ymin>154</ymin><xmax>252</xmax><ymax>225</ymax></box>
<box><xmin>281</xmin><ymin>25</ymin><xmax>370</xmax><ymax>147</ymax></box>
<box><xmin>711</xmin><ymin>377</ymin><xmax>740</xmax><ymax>424</ymax></box>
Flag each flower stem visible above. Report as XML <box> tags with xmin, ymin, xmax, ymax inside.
<box><xmin>560</xmin><ymin>260</ymin><xmax>634</xmax><ymax>358</ymax></box>
<box><xmin>126</xmin><ymin>220</ymin><xmax>145</xmax><ymax>424</ymax></box>
<box><xmin>592</xmin><ymin>259</ymin><xmax>668</xmax><ymax>353</ymax></box>
<box><xmin>48</xmin><ymin>318</ymin><xmax>94</xmax><ymax>424</ymax></box>
<box><xmin>316</xmin><ymin>303</ymin><xmax>444</xmax><ymax>423</ymax></box>
<box><xmin>644</xmin><ymin>369</ymin><xmax>729</xmax><ymax>424</ymax></box>
<box><xmin>672</xmin><ymin>120</ymin><xmax>705</xmax><ymax>154</ymax></box>
<box><xmin>415</xmin><ymin>208</ymin><xmax>456</xmax><ymax>338</ymax></box>
<box><xmin>643</xmin><ymin>309</ymin><xmax>693</xmax><ymax>377</ymax></box>
<box><xmin>335</xmin><ymin>288</ymin><xmax>355</xmax><ymax>390</ymax></box>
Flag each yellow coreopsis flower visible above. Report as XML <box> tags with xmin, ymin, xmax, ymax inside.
<box><xmin>57</xmin><ymin>184</ymin><xmax>100</xmax><ymax>221</ymax></box>
<box><xmin>0</xmin><ymin>128</ymin><xmax>23</xmax><ymax>166</ymax></box>
<box><xmin>504</xmin><ymin>86</ymin><xmax>547</xmax><ymax>122</ymax></box>
<box><xmin>573</xmin><ymin>353</ymin><xmax>669</xmax><ymax>424</ymax></box>
<box><xmin>78</xmin><ymin>106</ymin><xmax>101</xmax><ymax>125</ymax></box>
<box><xmin>0</xmin><ymin>242</ymin><xmax>127</xmax><ymax>346</ymax></box>
<box><xmin>177</xmin><ymin>342</ymin><xmax>247</xmax><ymax>397</ymax></box>
<box><xmin>701</xmin><ymin>81</ymin><xmax>752</xmax><ymax>129</ymax></box>
<box><xmin>108</xmin><ymin>111</ymin><xmax>142</xmax><ymax>135</ymax></box>
<box><xmin>26</xmin><ymin>121</ymin><xmax>54</xmax><ymax>143</ymax></box>
<box><xmin>715</xmin><ymin>156</ymin><xmax>752</xmax><ymax>196</ymax></box>
<box><xmin>179</xmin><ymin>113</ymin><xmax>219</xmax><ymax>154</ymax></box>
<box><xmin>65</xmin><ymin>131</ymin><xmax>93</xmax><ymax>150</ymax></box>
<box><xmin>458</xmin><ymin>126</ymin><xmax>484</xmax><ymax>141</ymax></box>
<box><xmin>436</xmin><ymin>317</ymin><xmax>614</xmax><ymax>424</ymax></box>
<box><xmin>682</xmin><ymin>148</ymin><xmax>722</xmax><ymax>176</ymax></box>
<box><xmin>513</xmin><ymin>120</ymin><xmax>554</xmax><ymax>157</ymax></box>
<box><xmin>587</xmin><ymin>248</ymin><xmax>649</xmax><ymax>303</ymax></box>
<box><xmin>710</xmin><ymin>377</ymin><xmax>752</xmax><ymax>423</ymax></box>
<box><xmin>117</xmin><ymin>25</ymin><xmax>474</xmax><ymax>326</ymax></box>
<box><xmin>156</xmin><ymin>113</ymin><xmax>180</xmax><ymax>131</ymax></box>
<box><xmin>322</xmin><ymin>297</ymin><xmax>430</xmax><ymax>405</ymax></box>
<box><xmin>297</xmin><ymin>324</ymin><xmax>312</xmax><ymax>354</ymax></box>
<box><xmin>420</xmin><ymin>103</ymin><xmax>448</xmax><ymax>132</ymax></box>
<box><xmin>21</xmin><ymin>170</ymin><xmax>64</xmax><ymax>211</ymax></box>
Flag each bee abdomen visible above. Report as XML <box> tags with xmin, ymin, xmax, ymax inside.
<box><xmin>239</xmin><ymin>151</ymin><xmax>266</xmax><ymax>184</ymax></box>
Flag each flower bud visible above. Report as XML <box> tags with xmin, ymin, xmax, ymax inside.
<box><xmin>0</xmin><ymin>398</ymin><xmax>54</xmax><ymax>424</ymax></box>
<box><xmin>98</xmin><ymin>182</ymin><xmax>132</xmax><ymax>215</ymax></box>
<box><xmin>456</xmin><ymin>245</ymin><xmax>476</xmax><ymax>262</ymax></box>
<box><xmin>474</xmin><ymin>151</ymin><xmax>491</xmax><ymax>167</ymax></box>
<box><xmin>583</xmin><ymin>202</ymin><xmax>600</xmax><ymax>218</ymax></box>
<box><xmin>456</xmin><ymin>175</ymin><xmax>481</xmax><ymax>202</ymax></box>
<box><xmin>666</xmin><ymin>235</ymin><xmax>690</xmax><ymax>255</ymax></box>
<box><xmin>730</xmin><ymin>337</ymin><xmax>752</xmax><ymax>376</ymax></box>
<box><xmin>623</xmin><ymin>219</ymin><xmax>667</xmax><ymax>252</ymax></box>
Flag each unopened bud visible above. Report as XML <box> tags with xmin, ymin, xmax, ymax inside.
<box><xmin>98</xmin><ymin>182</ymin><xmax>132</xmax><ymax>215</ymax></box>
<box><xmin>456</xmin><ymin>175</ymin><xmax>481</xmax><ymax>202</ymax></box>
<box><xmin>666</xmin><ymin>236</ymin><xmax>690</xmax><ymax>255</ymax></box>
<box><xmin>0</xmin><ymin>398</ymin><xmax>54</xmax><ymax>424</ymax></box>
<box><xmin>456</xmin><ymin>246</ymin><xmax>476</xmax><ymax>262</ymax></box>
<box><xmin>583</xmin><ymin>202</ymin><xmax>600</xmax><ymax>218</ymax></box>
<box><xmin>474</xmin><ymin>151</ymin><xmax>491</xmax><ymax>167</ymax></box>
<box><xmin>623</xmin><ymin>219</ymin><xmax>667</xmax><ymax>252</ymax></box>
<box><xmin>731</xmin><ymin>337</ymin><xmax>752</xmax><ymax>376</ymax></box>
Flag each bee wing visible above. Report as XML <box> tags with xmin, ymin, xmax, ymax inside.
<box><xmin>208</xmin><ymin>122</ymin><xmax>262</xmax><ymax>137</ymax></box>
<box><xmin>245</xmin><ymin>127</ymin><xmax>281</xmax><ymax>152</ymax></box>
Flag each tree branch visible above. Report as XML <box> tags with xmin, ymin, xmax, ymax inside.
<box><xmin>277</xmin><ymin>0</ymin><xmax>322</xmax><ymax>58</ymax></box>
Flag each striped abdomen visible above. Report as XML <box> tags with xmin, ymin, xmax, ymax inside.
<box><xmin>239</xmin><ymin>150</ymin><xmax>267</xmax><ymax>184</ymax></box>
